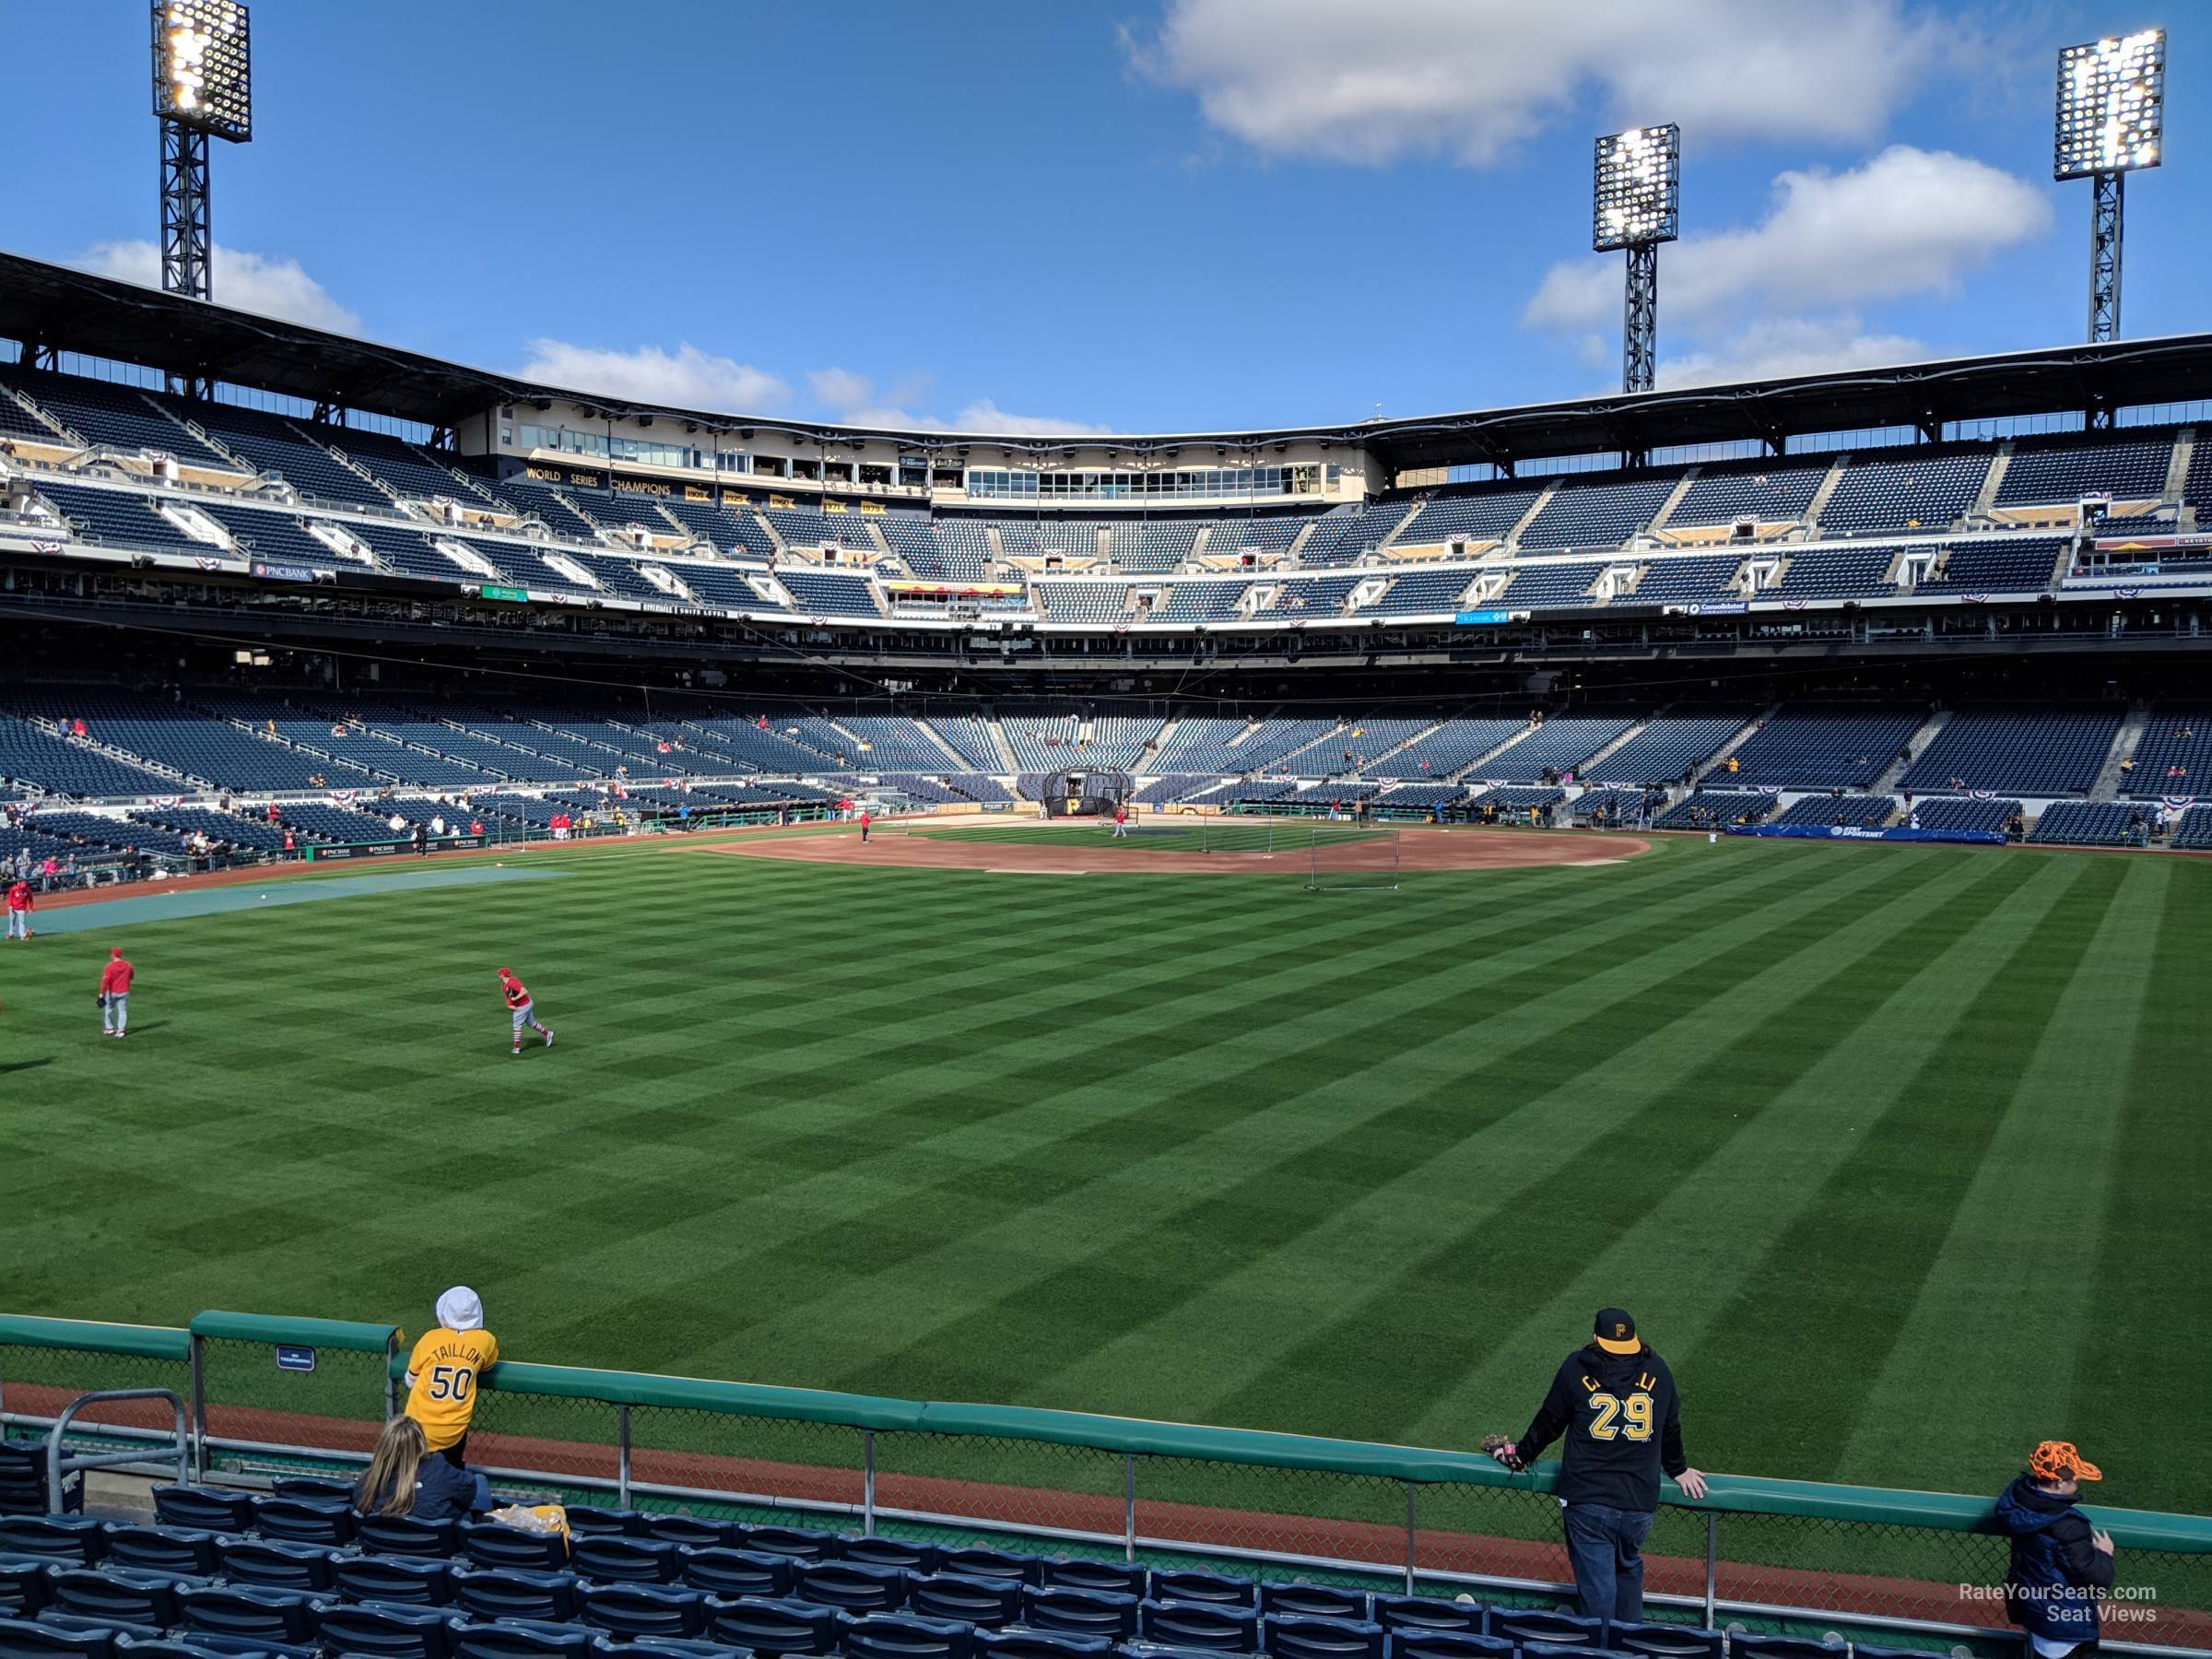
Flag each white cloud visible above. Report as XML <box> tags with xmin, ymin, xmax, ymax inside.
<box><xmin>72</xmin><ymin>240</ymin><xmax>361</xmax><ymax>333</ymax></box>
<box><xmin>952</xmin><ymin>399</ymin><xmax>1113</xmax><ymax>436</ymax></box>
<box><xmin>803</xmin><ymin>369</ymin><xmax>1112</xmax><ymax>435</ymax></box>
<box><xmin>1130</xmin><ymin>0</ymin><xmax>1965</xmax><ymax>167</ymax></box>
<box><xmin>1525</xmin><ymin>146</ymin><xmax>2052</xmax><ymax>331</ymax></box>
<box><xmin>517</xmin><ymin>340</ymin><xmax>790</xmax><ymax>411</ymax></box>
<box><xmin>1654</xmin><ymin>315</ymin><xmax>1927</xmax><ymax>388</ymax></box>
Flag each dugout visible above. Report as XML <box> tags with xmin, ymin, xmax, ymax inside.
<box><xmin>1044</xmin><ymin>769</ymin><xmax>1132</xmax><ymax>817</ymax></box>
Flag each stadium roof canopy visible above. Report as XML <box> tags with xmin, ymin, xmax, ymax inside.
<box><xmin>4</xmin><ymin>247</ymin><xmax>2209</xmax><ymax>470</ymax></box>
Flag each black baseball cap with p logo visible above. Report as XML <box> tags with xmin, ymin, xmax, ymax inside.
<box><xmin>1594</xmin><ymin>1308</ymin><xmax>1640</xmax><ymax>1355</ymax></box>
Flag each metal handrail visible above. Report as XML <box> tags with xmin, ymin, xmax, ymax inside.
<box><xmin>45</xmin><ymin>1387</ymin><xmax>189</xmax><ymax>1509</ymax></box>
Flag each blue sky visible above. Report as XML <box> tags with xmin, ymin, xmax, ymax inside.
<box><xmin>3</xmin><ymin>0</ymin><xmax>2203</xmax><ymax>433</ymax></box>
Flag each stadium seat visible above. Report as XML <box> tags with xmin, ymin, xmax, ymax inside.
<box><xmin>677</xmin><ymin>1550</ymin><xmax>795</xmax><ymax>1601</ymax></box>
<box><xmin>0</xmin><ymin>1561</ymin><xmax>51</xmax><ymax>1618</ymax></box>
<box><xmin>1018</xmin><ymin>1588</ymin><xmax>1140</xmax><ymax>1640</ymax></box>
<box><xmin>1036</xmin><ymin>1562</ymin><xmax>1145</xmax><ymax>1598</ymax></box>
<box><xmin>1369</xmin><ymin>1598</ymin><xmax>1487</xmax><ymax>1636</ymax></box>
<box><xmin>1137</xmin><ymin>1599</ymin><xmax>1260</xmax><ymax>1652</ymax></box>
<box><xmin>1487</xmin><ymin>1611</ymin><xmax>1604</xmax><ymax>1649</ymax></box>
<box><xmin>94</xmin><ymin>1529</ymin><xmax>219</xmax><ymax>1580</ymax></box>
<box><xmin>446</xmin><ymin>1567</ymin><xmax>575</xmax><ymax>1624</ymax></box>
<box><xmin>1148</xmin><ymin>1571</ymin><xmax>1255</xmax><ymax>1608</ymax></box>
<box><xmin>1727</xmin><ymin>1640</ymin><xmax>1845</xmax><ymax>1659</ymax></box>
<box><xmin>154</xmin><ymin>1635</ymin><xmax>311</xmax><ymax>1659</ymax></box>
<box><xmin>112</xmin><ymin>1641</ymin><xmax>247</xmax><ymax>1659</ymax></box>
<box><xmin>269</xmin><ymin>1477</ymin><xmax>357</xmax><ymax>1505</ymax></box>
<box><xmin>793</xmin><ymin>1560</ymin><xmax>908</xmax><ymax>1613</ymax></box>
<box><xmin>1519</xmin><ymin>1644</ymin><xmax>1610</xmax><ymax>1659</ymax></box>
<box><xmin>307</xmin><ymin>1597</ymin><xmax>453</xmax><ymax>1659</ymax></box>
<box><xmin>147</xmin><ymin>1493</ymin><xmax>252</xmax><ymax>1537</ymax></box>
<box><xmin>330</xmin><ymin>1555</ymin><xmax>452</xmax><ymax>1606</ymax></box>
<box><xmin>971</xmin><ymin>1634</ymin><xmax>1111</xmax><ymax>1659</ymax></box>
<box><xmin>213</xmin><ymin>1539</ymin><xmax>335</xmax><ymax>1594</ymax></box>
<box><xmin>837</xmin><ymin>1612</ymin><xmax>973</xmax><ymax>1659</ymax></box>
<box><xmin>443</xmin><ymin>1622</ymin><xmax>594</xmax><ymax>1659</ymax></box>
<box><xmin>635</xmin><ymin>1515</ymin><xmax>733</xmax><ymax>1550</ymax></box>
<box><xmin>0</xmin><ymin>1615</ymin><xmax>116</xmax><ymax>1659</ymax></box>
<box><xmin>353</xmin><ymin>1516</ymin><xmax>460</xmax><ymax>1559</ymax></box>
<box><xmin>939</xmin><ymin>1550</ymin><xmax>1045</xmax><ymax>1586</ymax></box>
<box><xmin>701</xmin><ymin>1595</ymin><xmax>839</xmax><ymax>1655</ymax></box>
<box><xmin>0</xmin><ymin>1527</ymin><xmax>100</xmax><ymax>1568</ymax></box>
<box><xmin>246</xmin><ymin>1498</ymin><xmax>353</xmax><ymax>1547</ymax></box>
<box><xmin>459</xmin><ymin>1524</ymin><xmax>570</xmax><ymax>1573</ymax></box>
<box><xmin>41</xmin><ymin>1574</ymin><xmax>184</xmax><ymax>1635</ymax></box>
<box><xmin>1606</xmin><ymin>1622</ymin><xmax>1725</xmax><ymax>1659</ymax></box>
<box><xmin>171</xmin><ymin>1584</ymin><xmax>317</xmax><ymax>1644</ymax></box>
<box><xmin>564</xmin><ymin>1510</ymin><xmax>643</xmax><ymax>1538</ymax></box>
<box><xmin>1381</xmin><ymin>1633</ymin><xmax>1512</xmax><ymax>1659</ymax></box>
<box><xmin>1257</xmin><ymin>1586</ymin><xmax>1366</xmax><ymax>1622</ymax></box>
<box><xmin>1260</xmin><ymin>1614</ymin><xmax>1384</xmax><ymax>1659</ymax></box>
<box><xmin>568</xmin><ymin>1535</ymin><xmax>682</xmax><ymax>1585</ymax></box>
<box><xmin>0</xmin><ymin>1453</ymin><xmax>76</xmax><ymax>1521</ymax></box>
<box><xmin>843</xmin><ymin>1538</ymin><xmax>944</xmax><ymax>1575</ymax></box>
<box><xmin>575</xmin><ymin>1583</ymin><xmax>708</xmax><ymax>1641</ymax></box>
<box><xmin>904</xmin><ymin>1573</ymin><xmax>1023</xmax><ymax>1629</ymax></box>
<box><xmin>612</xmin><ymin>1641</ymin><xmax>747</xmax><ymax>1659</ymax></box>
<box><xmin>742</xmin><ymin>1528</ymin><xmax>845</xmax><ymax>1563</ymax></box>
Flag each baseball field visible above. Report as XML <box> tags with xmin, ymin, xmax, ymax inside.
<box><xmin>2</xmin><ymin>825</ymin><xmax>2203</xmax><ymax>1514</ymax></box>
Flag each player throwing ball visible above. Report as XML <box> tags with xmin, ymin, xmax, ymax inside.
<box><xmin>496</xmin><ymin>967</ymin><xmax>553</xmax><ymax>1056</ymax></box>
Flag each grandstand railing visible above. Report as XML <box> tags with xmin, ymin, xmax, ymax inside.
<box><xmin>4</xmin><ymin>1312</ymin><xmax>2206</xmax><ymax>1653</ymax></box>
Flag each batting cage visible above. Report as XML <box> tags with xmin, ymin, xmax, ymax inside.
<box><xmin>1041</xmin><ymin>768</ymin><xmax>1134</xmax><ymax>818</ymax></box>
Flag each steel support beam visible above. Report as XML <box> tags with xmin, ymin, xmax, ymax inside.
<box><xmin>2088</xmin><ymin>170</ymin><xmax>2123</xmax><ymax>345</ymax></box>
<box><xmin>1624</xmin><ymin>243</ymin><xmax>1659</xmax><ymax>394</ymax></box>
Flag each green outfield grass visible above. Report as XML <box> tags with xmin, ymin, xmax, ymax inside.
<box><xmin>1</xmin><ymin>833</ymin><xmax>2204</xmax><ymax>1513</ymax></box>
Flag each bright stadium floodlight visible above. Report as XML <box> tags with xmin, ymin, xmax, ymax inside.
<box><xmin>2053</xmin><ymin>29</ymin><xmax>2163</xmax><ymax>344</ymax></box>
<box><xmin>150</xmin><ymin>0</ymin><xmax>252</xmax><ymax>318</ymax></box>
<box><xmin>1593</xmin><ymin>124</ymin><xmax>1679</xmax><ymax>394</ymax></box>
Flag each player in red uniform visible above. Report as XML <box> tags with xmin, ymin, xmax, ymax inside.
<box><xmin>497</xmin><ymin>967</ymin><xmax>553</xmax><ymax>1056</ymax></box>
<box><xmin>859</xmin><ymin>809</ymin><xmax>871</xmax><ymax>845</ymax></box>
<box><xmin>98</xmin><ymin>946</ymin><xmax>134</xmax><ymax>1038</ymax></box>
<box><xmin>6</xmin><ymin>878</ymin><xmax>31</xmax><ymax>941</ymax></box>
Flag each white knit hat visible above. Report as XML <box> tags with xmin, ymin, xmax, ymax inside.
<box><xmin>435</xmin><ymin>1286</ymin><xmax>484</xmax><ymax>1332</ymax></box>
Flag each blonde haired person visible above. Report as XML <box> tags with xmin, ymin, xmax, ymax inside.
<box><xmin>354</xmin><ymin>1414</ymin><xmax>489</xmax><ymax>1522</ymax></box>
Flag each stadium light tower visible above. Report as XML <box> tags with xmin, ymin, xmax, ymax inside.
<box><xmin>2054</xmin><ymin>29</ymin><xmax>2163</xmax><ymax>344</ymax></box>
<box><xmin>151</xmin><ymin>0</ymin><xmax>253</xmax><ymax>305</ymax></box>
<box><xmin>1594</xmin><ymin>124</ymin><xmax>1679</xmax><ymax>394</ymax></box>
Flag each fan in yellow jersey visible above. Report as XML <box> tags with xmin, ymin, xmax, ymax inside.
<box><xmin>404</xmin><ymin>1286</ymin><xmax>499</xmax><ymax>1467</ymax></box>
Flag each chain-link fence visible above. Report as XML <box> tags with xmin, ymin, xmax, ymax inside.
<box><xmin>0</xmin><ymin>1320</ymin><xmax>194</xmax><ymax>1465</ymax></box>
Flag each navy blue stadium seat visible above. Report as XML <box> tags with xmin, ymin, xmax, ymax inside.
<box><xmin>443</xmin><ymin>1622</ymin><xmax>594</xmax><ymax>1659</ymax></box>
<box><xmin>838</xmin><ymin>1612</ymin><xmax>972</xmax><ymax>1659</ymax></box>
<box><xmin>568</xmin><ymin>1535</ymin><xmax>681</xmax><ymax>1585</ymax></box>
<box><xmin>1019</xmin><ymin>1588</ymin><xmax>1139</xmax><ymax>1641</ymax></box>
<box><xmin>971</xmin><ymin>1634</ymin><xmax>1110</xmax><ymax>1659</ymax></box>
<box><xmin>1519</xmin><ymin>1644</ymin><xmax>1609</xmax><ymax>1659</ymax></box>
<box><xmin>95</xmin><ymin>1529</ymin><xmax>218</xmax><ymax>1580</ymax></box>
<box><xmin>112</xmin><ymin>1641</ymin><xmax>243</xmax><ymax>1659</ymax></box>
<box><xmin>0</xmin><ymin>1450</ymin><xmax>77</xmax><ymax>1520</ymax></box>
<box><xmin>0</xmin><ymin>1522</ymin><xmax>103</xmax><ymax>1566</ymax></box>
<box><xmin>793</xmin><ymin>1560</ymin><xmax>907</xmax><ymax>1613</ymax></box>
<box><xmin>148</xmin><ymin>1491</ymin><xmax>252</xmax><ymax>1535</ymax></box>
<box><xmin>575</xmin><ymin>1583</ymin><xmax>707</xmax><ymax>1641</ymax></box>
<box><xmin>34</xmin><ymin>1615</ymin><xmax>162</xmax><ymax>1646</ymax></box>
<box><xmin>459</xmin><ymin>1524</ymin><xmax>570</xmax><ymax>1573</ymax></box>
<box><xmin>564</xmin><ymin>1510</ymin><xmax>642</xmax><ymax>1539</ymax></box>
<box><xmin>157</xmin><ymin>1636</ymin><xmax>311</xmax><ymax>1659</ymax></box>
<box><xmin>1487</xmin><ymin>1609</ymin><xmax>1604</xmax><ymax>1649</ymax></box>
<box><xmin>1137</xmin><ymin>1600</ymin><xmax>1259</xmax><ymax>1652</ymax></box>
<box><xmin>0</xmin><ymin>1560</ymin><xmax>51</xmax><ymax>1618</ymax></box>
<box><xmin>354</xmin><ymin>1516</ymin><xmax>461</xmax><ymax>1559</ymax></box>
<box><xmin>1257</xmin><ymin>1585</ymin><xmax>1366</xmax><ymax>1622</ymax></box>
<box><xmin>331</xmin><ymin>1555</ymin><xmax>451</xmax><ymax>1606</ymax></box>
<box><xmin>843</xmin><ymin>1539</ymin><xmax>943</xmax><ymax>1575</ymax></box>
<box><xmin>1727</xmin><ymin>1640</ymin><xmax>1844</xmax><ymax>1659</ymax></box>
<box><xmin>741</xmin><ymin>1528</ymin><xmax>844</xmax><ymax>1564</ymax></box>
<box><xmin>1036</xmin><ymin>1562</ymin><xmax>1144</xmax><ymax>1598</ymax></box>
<box><xmin>41</xmin><ymin>1573</ymin><xmax>182</xmax><ymax>1633</ymax></box>
<box><xmin>246</xmin><ymin>1499</ymin><xmax>351</xmax><ymax>1547</ymax></box>
<box><xmin>1369</xmin><ymin>1598</ymin><xmax>1487</xmax><ymax>1636</ymax></box>
<box><xmin>446</xmin><ymin>1568</ymin><xmax>574</xmax><ymax>1624</ymax></box>
<box><xmin>677</xmin><ymin>1549</ymin><xmax>794</xmax><ymax>1600</ymax></box>
<box><xmin>1261</xmin><ymin>1615</ymin><xmax>1383</xmax><ymax>1659</ymax></box>
<box><xmin>613</xmin><ymin>1641</ymin><xmax>748</xmax><ymax>1659</ymax></box>
<box><xmin>940</xmin><ymin>1550</ymin><xmax>1044</xmax><ymax>1586</ymax></box>
<box><xmin>0</xmin><ymin>1615</ymin><xmax>115</xmax><ymax>1659</ymax></box>
<box><xmin>636</xmin><ymin>1516</ymin><xmax>733</xmax><ymax>1550</ymax></box>
<box><xmin>1606</xmin><ymin>1622</ymin><xmax>1725</xmax><ymax>1659</ymax></box>
<box><xmin>702</xmin><ymin>1595</ymin><xmax>839</xmax><ymax>1655</ymax></box>
<box><xmin>269</xmin><ymin>1477</ymin><xmax>356</xmax><ymax>1505</ymax></box>
<box><xmin>1380</xmin><ymin>1632</ymin><xmax>1512</xmax><ymax>1659</ymax></box>
<box><xmin>1148</xmin><ymin>1572</ymin><xmax>1254</xmax><ymax>1608</ymax></box>
<box><xmin>172</xmin><ymin>1584</ymin><xmax>317</xmax><ymax>1644</ymax></box>
<box><xmin>308</xmin><ymin>1598</ymin><xmax>452</xmax><ymax>1659</ymax></box>
<box><xmin>905</xmin><ymin>1573</ymin><xmax>1022</xmax><ymax>1629</ymax></box>
<box><xmin>214</xmin><ymin>1539</ymin><xmax>335</xmax><ymax>1594</ymax></box>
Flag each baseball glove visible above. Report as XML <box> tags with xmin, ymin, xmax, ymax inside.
<box><xmin>1481</xmin><ymin>1433</ymin><xmax>1526</xmax><ymax>1471</ymax></box>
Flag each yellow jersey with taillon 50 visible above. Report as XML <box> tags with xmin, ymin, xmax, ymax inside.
<box><xmin>404</xmin><ymin>1326</ymin><xmax>500</xmax><ymax>1451</ymax></box>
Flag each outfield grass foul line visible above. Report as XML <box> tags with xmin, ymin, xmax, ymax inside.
<box><xmin>25</xmin><ymin>865</ymin><xmax>568</xmax><ymax>934</ymax></box>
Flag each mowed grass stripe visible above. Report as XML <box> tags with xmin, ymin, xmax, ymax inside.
<box><xmin>1683</xmin><ymin>853</ymin><xmax>2127</xmax><ymax>1486</ymax></box>
<box><xmin>1394</xmin><ymin>849</ymin><xmax>2070</xmax><ymax>1457</ymax></box>
<box><xmin>1191</xmin><ymin>847</ymin><xmax>2020</xmax><ymax>1441</ymax></box>
<box><xmin>1831</xmin><ymin>856</ymin><xmax>2161</xmax><ymax>1498</ymax></box>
